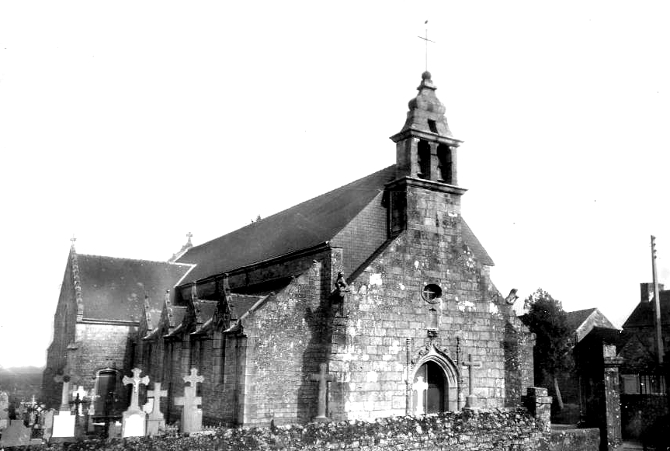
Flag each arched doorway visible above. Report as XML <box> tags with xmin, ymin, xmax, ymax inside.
<box><xmin>413</xmin><ymin>361</ymin><xmax>447</xmax><ymax>414</ymax></box>
<box><xmin>411</xmin><ymin>346</ymin><xmax>460</xmax><ymax>414</ymax></box>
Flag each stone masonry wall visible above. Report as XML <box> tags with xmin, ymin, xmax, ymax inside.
<box><xmin>328</xmin><ymin>183</ymin><xmax>527</xmax><ymax>420</ymax></box>
<box><xmin>237</xmin><ymin>253</ymin><xmax>333</xmax><ymax>426</ymax></box>
<box><xmin>70</xmin><ymin>322</ymin><xmax>135</xmax><ymax>397</ymax></box>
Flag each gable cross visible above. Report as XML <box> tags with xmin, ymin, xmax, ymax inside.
<box><xmin>309</xmin><ymin>363</ymin><xmax>335</xmax><ymax>422</ymax></box>
<box><xmin>462</xmin><ymin>354</ymin><xmax>482</xmax><ymax>409</ymax></box>
<box><xmin>146</xmin><ymin>382</ymin><xmax>168</xmax><ymax>421</ymax></box>
<box><xmin>123</xmin><ymin>368</ymin><xmax>150</xmax><ymax>412</ymax></box>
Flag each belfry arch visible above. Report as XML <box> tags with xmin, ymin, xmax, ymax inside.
<box><xmin>411</xmin><ymin>345</ymin><xmax>460</xmax><ymax>413</ymax></box>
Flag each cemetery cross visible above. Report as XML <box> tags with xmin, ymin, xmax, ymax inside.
<box><xmin>123</xmin><ymin>368</ymin><xmax>150</xmax><ymax>412</ymax></box>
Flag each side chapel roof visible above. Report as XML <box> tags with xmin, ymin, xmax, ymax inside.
<box><xmin>76</xmin><ymin>254</ymin><xmax>192</xmax><ymax>322</ymax></box>
<box><xmin>177</xmin><ymin>165</ymin><xmax>493</xmax><ymax>281</ymax></box>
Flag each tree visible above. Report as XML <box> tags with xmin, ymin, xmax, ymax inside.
<box><xmin>522</xmin><ymin>288</ymin><xmax>574</xmax><ymax>410</ymax></box>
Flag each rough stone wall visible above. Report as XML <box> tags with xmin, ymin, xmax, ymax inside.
<box><xmin>69</xmin><ymin>323</ymin><xmax>135</xmax><ymax>395</ymax></box>
<box><xmin>230</xmin><ymin>250</ymin><xmax>334</xmax><ymax>426</ymax></box>
<box><xmin>43</xmin><ymin>261</ymin><xmax>78</xmax><ymax>407</ymax></box>
<box><xmin>328</xmin><ymin>184</ymin><xmax>524</xmax><ymax>420</ymax></box>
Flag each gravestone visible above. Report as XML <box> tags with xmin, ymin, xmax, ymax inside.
<box><xmin>413</xmin><ymin>376</ymin><xmax>428</xmax><ymax>415</ymax></box>
<box><xmin>174</xmin><ymin>368</ymin><xmax>204</xmax><ymax>434</ymax></box>
<box><xmin>462</xmin><ymin>354</ymin><xmax>482</xmax><ymax>409</ymax></box>
<box><xmin>0</xmin><ymin>391</ymin><xmax>8</xmax><ymax>430</ymax></box>
<box><xmin>309</xmin><ymin>363</ymin><xmax>335</xmax><ymax>422</ymax></box>
<box><xmin>122</xmin><ymin>368</ymin><xmax>150</xmax><ymax>437</ymax></box>
<box><xmin>0</xmin><ymin>419</ymin><xmax>31</xmax><ymax>448</ymax></box>
<box><xmin>146</xmin><ymin>382</ymin><xmax>168</xmax><ymax>436</ymax></box>
<box><xmin>42</xmin><ymin>409</ymin><xmax>55</xmax><ymax>442</ymax></box>
<box><xmin>52</xmin><ymin>372</ymin><xmax>76</xmax><ymax>439</ymax></box>
<box><xmin>108</xmin><ymin>421</ymin><xmax>122</xmax><ymax>439</ymax></box>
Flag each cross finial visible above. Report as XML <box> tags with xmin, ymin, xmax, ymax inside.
<box><xmin>70</xmin><ymin>235</ymin><xmax>77</xmax><ymax>250</ymax></box>
<box><xmin>186</xmin><ymin>232</ymin><xmax>193</xmax><ymax>245</ymax></box>
<box><xmin>417</xmin><ymin>20</ymin><xmax>435</xmax><ymax>72</ymax></box>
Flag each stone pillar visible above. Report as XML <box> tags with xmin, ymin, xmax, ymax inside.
<box><xmin>602</xmin><ymin>344</ymin><xmax>623</xmax><ymax>451</ymax></box>
<box><xmin>525</xmin><ymin>387</ymin><xmax>552</xmax><ymax>432</ymax></box>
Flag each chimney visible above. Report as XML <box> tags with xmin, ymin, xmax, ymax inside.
<box><xmin>641</xmin><ymin>282</ymin><xmax>665</xmax><ymax>303</ymax></box>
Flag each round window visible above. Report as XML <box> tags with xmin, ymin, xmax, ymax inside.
<box><xmin>421</xmin><ymin>284</ymin><xmax>442</xmax><ymax>304</ymax></box>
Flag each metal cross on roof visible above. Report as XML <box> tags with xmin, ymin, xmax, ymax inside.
<box><xmin>417</xmin><ymin>20</ymin><xmax>435</xmax><ymax>72</ymax></box>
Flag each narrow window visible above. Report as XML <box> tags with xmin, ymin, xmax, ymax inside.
<box><xmin>428</xmin><ymin>119</ymin><xmax>438</xmax><ymax>133</ymax></box>
<box><xmin>417</xmin><ymin>140</ymin><xmax>431</xmax><ymax>179</ymax></box>
<box><xmin>437</xmin><ymin>144</ymin><xmax>452</xmax><ymax>184</ymax></box>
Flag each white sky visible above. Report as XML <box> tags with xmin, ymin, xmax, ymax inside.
<box><xmin>1</xmin><ymin>1</ymin><xmax>669</xmax><ymax>368</ymax></box>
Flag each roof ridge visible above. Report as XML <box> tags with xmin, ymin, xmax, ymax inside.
<box><xmin>78</xmin><ymin>253</ymin><xmax>193</xmax><ymax>266</ymax></box>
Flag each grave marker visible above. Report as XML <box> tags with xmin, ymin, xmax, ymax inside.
<box><xmin>174</xmin><ymin>368</ymin><xmax>204</xmax><ymax>434</ymax></box>
<box><xmin>146</xmin><ymin>382</ymin><xmax>168</xmax><ymax>436</ymax></box>
<box><xmin>309</xmin><ymin>363</ymin><xmax>335</xmax><ymax>422</ymax></box>
<box><xmin>121</xmin><ymin>368</ymin><xmax>150</xmax><ymax>437</ymax></box>
<box><xmin>52</xmin><ymin>370</ymin><xmax>76</xmax><ymax>439</ymax></box>
<box><xmin>42</xmin><ymin>409</ymin><xmax>55</xmax><ymax>442</ymax></box>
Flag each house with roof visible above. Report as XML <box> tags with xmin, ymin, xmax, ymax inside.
<box><xmin>44</xmin><ymin>72</ymin><xmax>535</xmax><ymax>426</ymax></box>
<box><xmin>617</xmin><ymin>282</ymin><xmax>669</xmax><ymax>440</ymax></box>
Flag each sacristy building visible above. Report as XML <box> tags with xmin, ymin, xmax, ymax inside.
<box><xmin>43</xmin><ymin>72</ymin><xmax>534</xmax><ymax>426</ymax></box>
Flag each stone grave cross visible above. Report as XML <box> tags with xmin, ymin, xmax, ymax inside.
<box><xmin>147</xmin><ymin>382</ymin><xmax>168</xmax><ymax>421</ymax></box>
<box><xmin>121</xmin><ymin>368</ymin><xmax>150</xmax><ymax>438</ymax></box>
<box><xmin>412</xmin><ymin>376</ymin><xmax>429</xmax><ymax>415</ymax></box>
<box><xmin>309</xmin><ymin>363</ymin><xmax>335</xmax><ymax>422</ymax></box>
<box><xmin>52</xmin><ymin>368</ymin><xmax>77</xmax><ymax>439</ymax></box>
<box><xmin>146</xmin><ymin>382</ymin><xmax>168</xmax><ymax>436</ymax></box>
<box><xmin>53</xmin><ymin>372</ymin><xmax>73</xmax><ymax>411</ymax></box>
<box><xmin>174</xmin><ymin>368</ymin><xmax>204</xmax><ymax>433</ymax></box>
<box><xmin>123</xmin><ymin>368</ymin><xmax>150</xmax><ymax>412</ymax></box>
<box><xmin>462</xmin><ymin>354</ymin><xmax>482</xmax><ymax>409</ymax></box>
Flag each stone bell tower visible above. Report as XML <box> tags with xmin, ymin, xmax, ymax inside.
<box><xmin>390</xmin><ymin>71</ymin><xmax>462</xmax><ymax>185</ymax></box>
<box><xmin>387</xmin><ymin>71</ymin><xmax>467</xmax><ymax>237</ymax></box>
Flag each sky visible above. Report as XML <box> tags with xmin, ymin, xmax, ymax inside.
<box><xmin>1</xmin><ymin>1</ymin><xmax>669</xmax><ymax>368</ymax></box>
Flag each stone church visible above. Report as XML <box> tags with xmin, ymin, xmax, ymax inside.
<box><xmin>43</xmin><ymin>72</ymin><xmax>534</xmax><ymax>426</ymax></box>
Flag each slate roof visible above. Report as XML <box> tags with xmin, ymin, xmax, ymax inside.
<box><xmin>566</xmin><ymin>308</ymin><xmax>597</xmax><ymax>332</ymax></box>
<box><xmin>623</xmin><ymin>291</ymin><xmax>670</xmax><ymax>328</ymax></box>
<box><xmin>566</xmin><ymin>308</ymin><xmax>618</xmax><ymax>343</ymax></box>
<box><xmin>196</xmin><ymin>300</ymin><xmax>218</xmax><ymax>324</ymax></box>
<box><xmin>76</xmin><ymin>254</ymin><xmax>192</xmax><ymax>322</ymax></box>
<box><xmin>178</xmin><ymin>165</ymin><xmax>494</xmax><ymax>281</ymax></box>
<box><xmin>229</xmin><ymin>294</ymin><xmax>264</xmax><ymax>319</ymax></box>
<box><xmin>177</xmin><ymin>166</ymin><xmax>397</xmax><ymax>281</ymax></box>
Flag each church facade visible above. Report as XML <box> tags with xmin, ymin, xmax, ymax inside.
<box><xmin>44</xmin><ymin>72</ymin><xmax>534</xmax><ymax>426</ymax></box>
